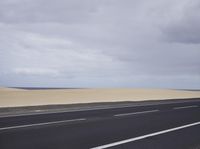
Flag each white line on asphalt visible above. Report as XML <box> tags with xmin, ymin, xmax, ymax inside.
<box><xmin>0</xmin><ymin>118</ymin><xmax>86</xmax><ymax>131</ymax></box>
<box><xmin>91</xmin><ymin>121</ymin><xmax>200</xmax><ymax>149</ymax></box>
<box><xmin>1</xmin><ymin>100</ymin><xmax>199</xmax><ymax>118</ymax></box>
<box><xmin>114</xmin><ymin>109</ymin><xmax>159</xmax><ymax>117</ymax></box>
<box><xmin>173</xmin><ymin>105</ymin><xmax>199</xmax><ymax>110</ymax></box>
<box><xmin>34</xmin><ymin>110</ymin><xmax>42</xmax><ymax>112</ymax></box>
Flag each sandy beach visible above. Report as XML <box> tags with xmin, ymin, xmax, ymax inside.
<box><xmin>0</xmin><ymin>88</ymin><xmax>200</xmax><ymax>108</ymax></box>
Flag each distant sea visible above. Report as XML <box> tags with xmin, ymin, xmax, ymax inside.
<box><xmin>10</xmin><ymin>87</ymin><xmax>83</xmax><ymax>90</ymax></box>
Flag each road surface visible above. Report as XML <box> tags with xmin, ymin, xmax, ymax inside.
<box><xmin>0</xmin><ymin>99</ymin><xmax>200</xmax><ymax>149</ymax></box>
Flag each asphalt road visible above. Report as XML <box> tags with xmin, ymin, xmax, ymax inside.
<box><xmin>0</xmin><ymin>99</ymin><xmax>200</xmax><ymax>149</ymax></box>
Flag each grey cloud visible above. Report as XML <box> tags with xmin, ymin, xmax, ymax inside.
<box><xmin>0</xmin><ymin>0</ymin><xmax>98</xmax><ymax>23</ymax></box>
<box><xmin>13</xmin><ymin>67</ymin><xmax>61</xmax><ymax>76</ymax></box>
<box><xmin>162</xmin><ymin>1</ymin><xmax>200</xmax><ymax>44</ymax></box>
<box><xmin>0</xmin><ymin>0</ymin><xmax>200</xmax><ymax>88</ymax></box>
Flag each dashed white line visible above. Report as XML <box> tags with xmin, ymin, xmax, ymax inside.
<box><xmin>90</xmin><ymin>121</ymin><xmax>200</xmax><ymax>149</ymax></box>
<box><xmin>35</xmin><ymin>110</ymin><xmax>43</xmax><ymax>112</ymax></box>
<box><xmin>173</xmin><ymin>105</ymin><xmax>199</xmax><ymax>110</ymax></box>
<box><xmin>1</xmin><ymin>101</ymin><xmax>199</xmax><ymax>118</ymax></box>
<box><xmin>114</xmin><ymin>109</ymin><xmax>159</xmax><ymax>117</ymax></box>
<box><xmin>0</xmin><ymin>118</ymin><xmax>86</xmax><ymax>131</ymax></box>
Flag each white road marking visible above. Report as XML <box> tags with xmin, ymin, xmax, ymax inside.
<box><xmin>173</xmin><ymin>105</ymin><xmax>199</xmax><ymax>110</ymax></box>
<box><xmin>91</xmin><ymin>121</ymin><xmax>200</xmax><ymax>149</ymax></box>
<box><xmin>35</xmin><ymin>110</ymin><xmax>42</xmax><ymax>112</ymax></box>
<box><xmin>0</xmin><ymin>100</ymin><xmax>199</xmax><ymax>118</ymax></box>
<box><xmin>0</xmin><ymin>118</ymin><xmax>86</xmax><ymax>131</ymax></box>
<box><xmin>114</xmin><ymin>109</ymin><xmax>159</xmax><ymax>117</ymax></box>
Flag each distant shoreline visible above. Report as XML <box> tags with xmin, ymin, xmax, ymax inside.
<box><xmin>7</xmin><ymin>87</ymin><xmax>85</xmax><ymax>90</ymax></box>
<box><xmin>6</xmin><ymin>87</ymin><xmax>200</xmax><ymax>91</ymax></box>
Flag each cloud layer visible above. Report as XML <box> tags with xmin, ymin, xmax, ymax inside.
<box><xmin>0</xmin><ymin>0</ymin><xmax>200</xmax><ymax>88</ymax></box>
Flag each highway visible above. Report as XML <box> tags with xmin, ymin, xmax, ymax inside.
<box><xmin>0</xmin><ymin>99</ymin><xmax>200</xmax><ymax>149</ymax></box>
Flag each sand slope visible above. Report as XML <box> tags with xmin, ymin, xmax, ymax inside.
<box><xmin>0</xmin><ymin>88</ymin><xmax>200</xmax><ymax>107</ymax></box>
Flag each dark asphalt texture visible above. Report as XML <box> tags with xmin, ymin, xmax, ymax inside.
<box><xmin>0</xmin><ymin>99</ymin><xmax>200</xmax><ymax>149</ymax></box>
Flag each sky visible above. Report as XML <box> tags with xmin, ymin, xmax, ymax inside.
<box><xmin>0</xmin><ymin>0</ymin><xmax>200</xmax><ymax>89</ymax></box>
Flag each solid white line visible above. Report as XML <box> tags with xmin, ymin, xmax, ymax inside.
<box><xmin>114</xmin><ymin>110</ymin><xmax>159</xmax><ymax>117</ymax></box>
<box><xmin>0</xmin><ymin>118</ymin><xmax>86</xmax><ymax>131</ymax></box>
<box><xmin>91</xmin><ymin>121</ymin><xmax>200</xmax><ymax>149</ymax></box>
<box><xmin>173</xmin><ymin>105</ymin><xmax>199</xmax><ymax>110</ymax></box>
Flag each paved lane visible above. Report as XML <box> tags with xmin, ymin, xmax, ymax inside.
<box><xmin>0</xmin><ymin>99</ymin><xmax>200</xmax><ymax>149</ymax></box>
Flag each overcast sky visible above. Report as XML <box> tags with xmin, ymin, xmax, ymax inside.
<box><xmin>0</xmin><ymin>0</ymin><xmax>200</xmax><ymax>89</ymax></box>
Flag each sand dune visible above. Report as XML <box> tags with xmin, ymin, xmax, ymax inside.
<box><xmin>0</xmin><ymin>88</ymin><xmax>200</xmax><ymax>107</ymax></box>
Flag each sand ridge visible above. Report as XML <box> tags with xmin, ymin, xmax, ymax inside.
<box><xmin>0</xmin><ymin>88</ymin><xmax>200</xmax><ymax>107</ymax></box>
